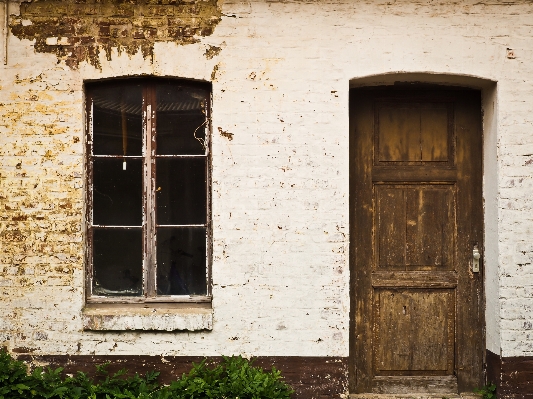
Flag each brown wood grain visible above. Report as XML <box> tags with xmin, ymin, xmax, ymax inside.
<box><xmin>373</xmin><ymin>289</ymin><xmax>453</xmax><ymax>374</ymax></box>
<box><xmin>404</xmin><ymin>187</ymin><xmax>453</xmax><ymax>269</ymax></box>
<box><xmin>373</xmin><ymin>168</ymin><xmax>457</xmax><ymax>182</ymax></box>
<box><xmin>351</xmin><ymin>92</ymin><xmax>375</xmax><ymax>393</ymax></box>
<box><xmin>375</xmin><ymin>185</ymin><xmax>454</xmax><ymax>270</ymax></box>
<box><xmin>376</xmin><ymin>103</ymin><xmax>452</xmax><ymax>165</ymax></box>
<box><xmin>372</xmin><ymin>271</ymin><xmax>457</xmax><ymax>288</ymax></box>
<box><xmin>420</xmin><ymin>106</ymin><xmax>449</xmax><ymax>162</ymax></box>
<box><xmin>454</xmin><ymin>91</ymin><xmax>484</xmax><ymax>392</ymax></box>
<box><xmin>372</xmin><ymin>376</ymin><xmax>457</xmax><ymax>394</ymax></box>
<box><xmin>350</xmin><ymin>88</ymin><xmax>483</xmax><ymax>394</ymax></box>
<box><xmin>378</xmin><ymin>106</ymin><xmax>420</xmax><ymax>162</ymax></box>
<box><xmin>377</xmin><ymin>186</ymin><xmax>406</xmax><ymax>268</ymax></box>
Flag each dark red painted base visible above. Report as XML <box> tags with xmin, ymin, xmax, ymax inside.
<box><xmin>16</xmin><ymin>355</ymin><xmax>349</xmax><ymax>399</ymax></box>
<box><xmin>486</xmin><ymin>350</ymin><xmax>533</xmax><ymax>398</ymax></box>
<box><xmin>20</xmin><ymin>351</ymin><xmax>533</xmax><ymax>397</ymax></box>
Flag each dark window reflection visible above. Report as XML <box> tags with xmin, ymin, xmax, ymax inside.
<box><xmin>156</xmin><ymin>84</ymin><xmax>207</xmax><ymax>155</ymax></box>
<box><xmin>93</xmin><ymin>228</ymin><xmax>143</xmax><ymax>296</ymax></box>
<box><xmin>156</xmin><ymin>227</ymin><xmax>206</xmax><ymax>295</ymax></box>
<box><xmin>88</xmin><ymin>79</ymin><xmax>211</xmax><ymax>300</ymax></box>
<box><xmin>92</xmin><ymin>85</ymin><xmax>143</xmax><ymax>156</ymax></box>
<box><xmin>93</xmin><ymin>158</ymin><xmax>143</xmax><ymax>226</ymax></box>
<box><xmin>156</xmin><ymin>158</ymin><xmax>206</xmax><ymax>225</ymax></box>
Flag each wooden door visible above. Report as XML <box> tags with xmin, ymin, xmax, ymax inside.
<box><xmin>350</xmin><ymin>88</ymin><xmax>484</xmax><ymax>394</ymax></box>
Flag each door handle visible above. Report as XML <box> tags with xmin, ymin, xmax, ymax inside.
<box><xmin>472</xmin><ymin>245</ymin><xmax>480</xmax><ymax>273</ymax></box>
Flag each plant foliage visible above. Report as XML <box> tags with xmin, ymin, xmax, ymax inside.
<box><xmin>0</xmin><ymin>349</ymin><xmax>293</xmax><ymax>399</ymax></box>
<box><xmin>474</xmin><ymin>383</ymin><xmax>497</xmax><ymax>399</ymax></box>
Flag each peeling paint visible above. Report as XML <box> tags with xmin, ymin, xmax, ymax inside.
<box><xmin>10</xmin><ymin>0</ymin><xmax>222</xmax><ymax>69</ymax></box>
<box><xmin>218</xmin><ymin>127</ymin><xmax>233</xmax><ymax>141</ymax></box>
<box><xmin>211</xmin><ymin>63</ymin><xmax>219</xmax><ymax>81</ymax></box>
<box><xmin>204</xmin><ymin>44</ymin><xmax>221</xmax><ymax>59</ymax></box>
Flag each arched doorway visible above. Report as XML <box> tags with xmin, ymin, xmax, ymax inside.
<box><xmin>349</xmin><ymin>84</ymin><xmax>485</xmax><ymax>394</ymax></box>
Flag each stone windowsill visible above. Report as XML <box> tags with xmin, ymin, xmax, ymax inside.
<box><xmin>82</xmin><ymin>303</ymin><xmax>213</xmax><ymax>331</ymax></box>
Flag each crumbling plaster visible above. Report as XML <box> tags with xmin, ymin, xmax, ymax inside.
<box><xmin>10</xmin><ymin>0</ymin><xmax>222</xmax><ymax>69</ymax></box>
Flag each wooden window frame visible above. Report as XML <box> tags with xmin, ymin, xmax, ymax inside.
<box><xmin>84</xmin><ymin>78</ymin><xmax>212</xmax><ymax>304</ymax></box>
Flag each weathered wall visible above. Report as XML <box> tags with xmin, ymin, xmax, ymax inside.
<box><xmin>10</xmin><ymin>0</ymin><xmax>221</xmax><ymax>69</ymax></box>
<box><xmin>1</xmin><ymin>0</ymin><xmax>533</xmax><ymax>393</ymax></box>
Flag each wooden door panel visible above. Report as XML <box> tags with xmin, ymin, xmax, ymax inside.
<box><xmin>378</xmin><ymin>107</ymin><xmax>421</xmax><ymax>162</ymax></box>
<box><xmin>376</xmin><ymin>186</ymin><xmax>406</xmax><ymax>268</ymax></box>
<box><xmin>350</xmin><ymin>88</ymin><xmax>483</xmax><ymax>394</ymax></box>
<box><xmin>376</xmin><ymin>185</ymin><xmax>455</xmax><ymax>270</ymax></box>
<box><xmin>377</xmin><ymin>104</ymin><xmax>451</xmax><ymax>164</ymax></box>
<box><xmin>405</xmin><ymin>187</ymin><xmax>453</xmax><ymax>268</ymax></box>
<box><xmin>420</xmin><ymin>107</ymin><xmax>449</xmax><ymax>162</ymax></box>
<box><xmin>374</xmin><ymin>289</ymin><xmax>454</xmax><ymax>374</ymax></box>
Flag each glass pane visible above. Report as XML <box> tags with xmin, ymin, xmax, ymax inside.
<box><xmin>92</xmin><ymin>84</ymin><xmax>143</xmax><ymax>156</ymax></box>
<box><xmin>156</xmin><ymin>158</ymin><xmax>206</xmax><ymax>225</ymax></box>
<box><xmin>156</xmin><ymin>227</ymin><xmax>206</xmax><ymax>295</ymax></box>
<box><xmin>92</xmin><ymin>228</ymin><xmax>143</xmax><ymax>296</ymax></box>
<box><xmin>156</xmin><ymin>84</ymin><xmax>208</xmax><ymax>155</ymax></box>
<box><xmin>93</xmin><ymin>158</ymin><xmax>142</xmax><ymax>226</ymax></box>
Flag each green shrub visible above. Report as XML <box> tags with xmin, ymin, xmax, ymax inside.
<box><xmin>0</xmin><ymin>349</ymin><xmax>293</xmax><ymax>399</ymax></box>
<box><xmin>474</xmin><ymin>383</ymin><xmax>497</xmax><ymax>399</ymax></box>
<box><xmin>0</xmin><ymin>348</ymin><xmax>33</xmax><ymax>399</ymax></box>
<box><xmin>167</xmin><ymin>356</ymin><xmax>293</xmax><ymax>399</ymax></box>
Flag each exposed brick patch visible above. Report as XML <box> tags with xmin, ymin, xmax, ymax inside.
<box><xmin>203</xmin><ymin>44</ymin><xmax>221</xmax><ymax>59</ymax></box>
<box><xmin>10</xmin><ymin>0</ymin><xmax>222</xmax><ymax>69</ymax></box>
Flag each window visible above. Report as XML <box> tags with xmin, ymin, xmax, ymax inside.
<box><xmin>85</xmin><ymin>79</ymin><xmax>211</xmax><ymax>303</ymax></box>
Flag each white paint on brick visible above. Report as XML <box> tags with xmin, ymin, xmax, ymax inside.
<box><xmin>82</xmin><ymin>307</ymin><xmax>213</xmax><ymax>331</ymax></box>
<box><xmin>0</xmin><ymin>0</ymin><xmax>532</xmax><ymax>361</ymax></box>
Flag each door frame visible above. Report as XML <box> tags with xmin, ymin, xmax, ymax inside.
<box><xmin>348</xmin><ymin>83</ymin><xmax>488</xmax><ymax>394</ymax></box>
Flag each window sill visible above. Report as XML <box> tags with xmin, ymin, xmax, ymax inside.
<box><xmin>82</xmin><ymin>303</ymin><xmax>213</xmax><ymax>331</ymax></box>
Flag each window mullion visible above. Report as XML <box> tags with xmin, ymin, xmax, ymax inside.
<box><xmin>206</xmin><ymin>94</ymin><xmax>212</xmax><ymax>297</ymax></box>
<box><xmin>86</xmin><ymin>94</ymin><xmax>94</xmax><ymax>298</ymax></box>
<box><xmin>144</xmin><ymin>85</ymin><xmax>157</xmax><ymax>298</ymax></box>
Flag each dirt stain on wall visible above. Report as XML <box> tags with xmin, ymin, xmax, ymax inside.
<box><xmin>10</xmin><ymin>0</ymin><xmax>222</xmax><ymax>69</ymax></box>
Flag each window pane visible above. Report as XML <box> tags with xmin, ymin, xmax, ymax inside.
<box><xmin>93</xmin><ymin>158</ymin><xmax>142</xmax><ymax>226</ymax></box>
<box><xmin>156</xmin><ymin>227</ymin><xmax>206</xmax><ymax>295</ymax></box>
<box><xmin>93</xmin><ymin>228</ymin><xmax>143</xmax><ymax>296</ymax></box>
<box><xmin>92</xmin><ymin>84</ymin><xmax>143</xmax><ymax>156</ymax></box>
<box><xmin>156</xmin><ymin>158</ymin><xmax>206</xmax><ymax>225</ymax></box>
<box><xmin>156</xmin><ymin>84</ymin><xmax>208</xmax><ymax>155</ymax></box>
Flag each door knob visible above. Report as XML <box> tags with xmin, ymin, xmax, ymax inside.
<box><xmin>472</xmin><ymin>245</ymin><xmax>480</xmax><ymax>273</ymax></box>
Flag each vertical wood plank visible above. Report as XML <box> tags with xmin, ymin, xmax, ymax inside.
<box><xmin>351</xmin><ymin>92</ymin><xmax>375</xmax><ymax>393</ymax></box>
<box><xmin>420</xmin><ymin>107</ymin><xmax>449</xmax><ymax>162</ymax></box>
<box><xmin>405</xmin><ymin>187</ymin><xmax>454</xmax><ymax>270</ymax></box>
<box><xmin>378</xmin><ymin>107</ymin><xmax>420</xmax><ymax>162</ymax></box>
<box><xmin>454</xmin><ymin>91</ymin><xmax>484</xmax><ymax>391</ymax></box>
<box><xmin>377</xmin><ymin>187</ymin><xmax>406</xmax><ymax>269</ymax></box>
<box><xmin>375</xmin><ymin>289</ymin><xmax>453</xmax><ymax>374</ymax></box>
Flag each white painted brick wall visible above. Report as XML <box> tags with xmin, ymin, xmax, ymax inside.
<box><xmin>0</xmin><ymin>0</ymin><xmax>532</xmax><ymax>359</ymax></box>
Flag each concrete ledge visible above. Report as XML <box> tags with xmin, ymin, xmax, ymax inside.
<box><xmin>82</xmin><ymin>305</ymin><xmax>213</xmax><ymax>331</ymax></box>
